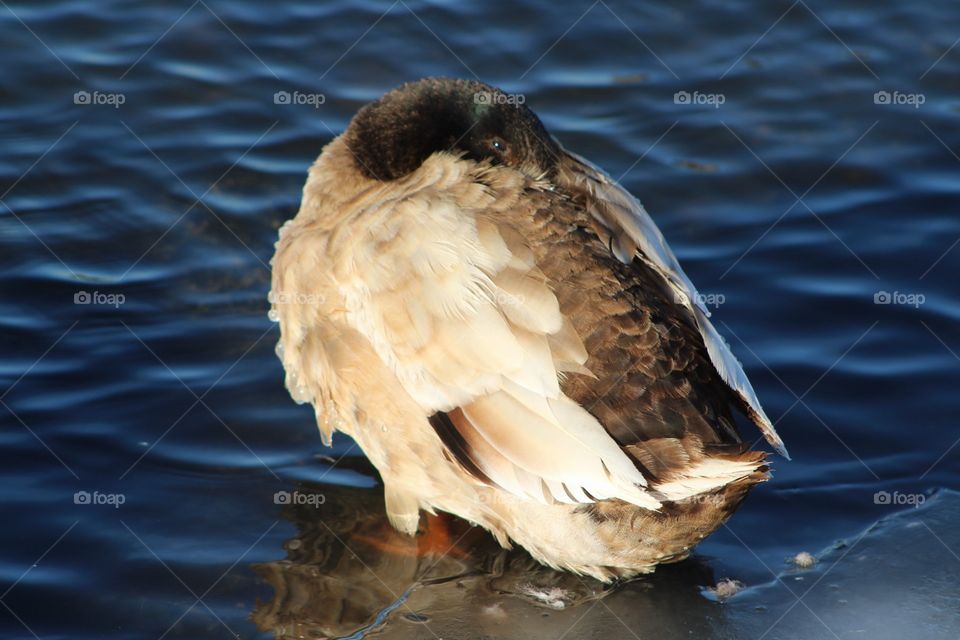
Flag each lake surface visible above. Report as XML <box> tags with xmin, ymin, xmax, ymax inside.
<box><xmin>2</xmin><ymin>1</ymin><xmax>958</xmax><ymax>638</ymax></box>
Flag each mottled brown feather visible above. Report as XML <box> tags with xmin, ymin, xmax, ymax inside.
<box><xmin>468</xmin><ymin>185</ymin><xmax>757</xmax><ymax>485</ymax></box>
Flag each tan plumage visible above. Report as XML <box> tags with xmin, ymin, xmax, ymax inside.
<box><xmin>270</xmin><ymin>78</ymin><xmax>787</xmax><ymax>581</ymax></box>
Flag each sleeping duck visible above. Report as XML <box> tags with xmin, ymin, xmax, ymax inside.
<box><xmin>269</xmin><ymin>77</ymin><xmax>788</xmax><ymax>581</ymax></box>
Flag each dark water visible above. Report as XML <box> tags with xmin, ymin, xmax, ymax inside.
<box><xmin>2</xmin><ymin>1</ymin><xmax>958</xmax><ymax>638</ymax></box>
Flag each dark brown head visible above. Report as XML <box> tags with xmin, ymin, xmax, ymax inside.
<box><xmin>344</xmin><ymin>78</ymin><xmax>561</xmax><ymax>181</ymax></box>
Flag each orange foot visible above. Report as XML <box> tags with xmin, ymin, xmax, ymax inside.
<box><xmin>350</xmin><ymin>512</ymin><xmax>477</xmax><ymax>559</ymax></box>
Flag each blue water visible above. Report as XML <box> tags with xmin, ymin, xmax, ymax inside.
<box><xmin>2</xmin><ymin>1</ymin><xmax>958</xmax><ymax>638</ymax></box>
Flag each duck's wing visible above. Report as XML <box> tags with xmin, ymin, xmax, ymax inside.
<box><xmin>555</xmin><ymin>148</ymin><xmax>789</xmax><ymax>459</ymax></box>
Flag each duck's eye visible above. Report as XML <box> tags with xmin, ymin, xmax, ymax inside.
<box><xmin>489</xmin><ymin>137</ymin><xmax>507</xmax><ymax>153</ymax></box>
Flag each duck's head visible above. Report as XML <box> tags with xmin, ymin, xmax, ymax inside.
<box><xmin>344</xmin><ymin>77</ymin><xmax>562</xmax><ymax>181</ymax></box>
<box><xmin>344</xmin><ymin>77</ymin><xmax>660</xmax><ymax>264</ymax></box>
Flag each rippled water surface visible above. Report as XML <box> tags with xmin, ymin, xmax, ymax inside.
<box><xmin>2</xmin><ymin>1</ymin><xmax>959</xmax><ymax>638</ymax></box>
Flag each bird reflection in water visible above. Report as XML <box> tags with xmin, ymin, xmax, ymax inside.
<box><xmin>251</xmin><ymin>472</ymin><xmax>734</xmax><ymax>639</ymax></box>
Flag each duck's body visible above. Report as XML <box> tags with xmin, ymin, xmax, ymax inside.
<box><xmin>270</xmin><ymin>78</ymin><xmax>787</xmax><ymax>581</ymax></box>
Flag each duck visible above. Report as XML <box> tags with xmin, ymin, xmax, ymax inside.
<box><xmin>269</xmin><ymin>77</ymin><xmax>788</xmax><ymax>581</ymax></box>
